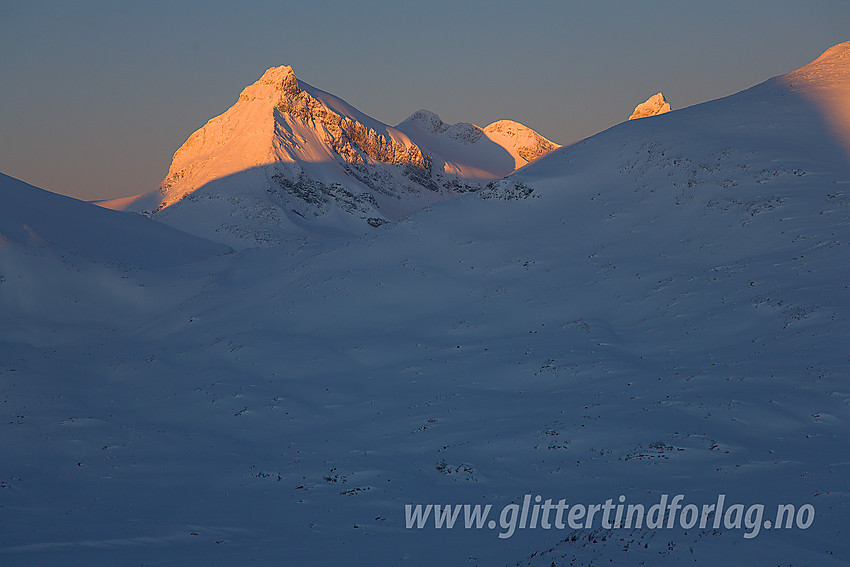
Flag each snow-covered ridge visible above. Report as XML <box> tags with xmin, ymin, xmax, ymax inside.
<box><xmin>783</xmin><ymin>41</ymin><xmax>850</xmax><ymax>88</ymax></box>
<box><xmin>0</xmin><ymin>173</ymin><xmax>226</xmax><ymax>268</ymax></box>
<box><xmin>396</xmin><ymin>111</ymin><xmax>560</xmax><ymax>161</ymax></box>
<box><xmin>483</xmin><ymin>119</ymin><xmax>560</xmax><ymax>162</ymax></box>
<box><xmin>158</xmin><ymin>65</ymin><xmax>431</xmax><ymax>213</ymax></box>
<box><xmin>396</xmin><ymin>110</ymin><xmax>483</xmax><ymax>143</ymax></box>
<box><xmin>101</xmin><ymin>66</ymin><xmax>559</xmax><ymax>247</ymax></box>
<box><xmin>778</xmin><ymin>41</ymin><xmax>850</xmax><ymax>156</ymax></box>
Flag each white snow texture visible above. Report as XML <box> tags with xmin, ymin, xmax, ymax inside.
<box><xmin>2</xmin><ymin>42</ymin><xmax>850</xmax><ymax>567</ymax></box>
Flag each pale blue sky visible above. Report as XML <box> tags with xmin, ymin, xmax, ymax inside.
<box><xmin>1</xmin><ymin>0</ymin><xmax>848</xmax><ymax>200</ymax></box>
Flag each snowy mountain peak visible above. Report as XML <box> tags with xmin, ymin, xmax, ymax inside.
<box><xmin>779</xmin><ymin>41</ymin><xmax>850</xmax><ymax>156</ymax></box>
<box><xmin>482</xmin><ymin>120</ymin><xmax>560</xmax><ymax>162</ymax></box>
<box><xmin>99</xmin><ymin>66</ymin><xmax>559</xmax><ymax>247</ymax></box>
<box><xmin>482</xmin><ymin>119</ymin><xmax>529</xmax><ymax>134</ymax></box>
<box><xmin>234</xmin><ymin>65</ymin><xmax>302</xmax><ymax>105</ymax></box>
<box><xmin>141</xmin><ymin>65</ymin><xmax>443</xmax><ymax>236</ymax></box>
<box><xmin>816</xmin><ymin>40</ymin><xmax>850</xmax><ymax>62</ymax></box>
<box><xmin>802</xmin><ymin>41</ymin><xmax>850</xmax><ymax>70</ymax></box>
<box><xmin>257</xmin><ymin>65</ymin><xmax>298</xmax><ymax>90</ymax></box>
<box><xmin>399</xmin><ymin>109</ymin><xmax>448</xmax><ymax>134</ymax></box>
<box><xmin>783</xmin><ymin>41</ymin><xmax>850</xmax><ymax>89</ymax></box>
<box><xmin>397</xmin><ymin>110</ymin><xmax>483</xmax><ymax>143</ymax></box>
<box><xmin>628</xmin><ymin>93</ymin><xmax>672</xmax><ymax>120</ymax></box>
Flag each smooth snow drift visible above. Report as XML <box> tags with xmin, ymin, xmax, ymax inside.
<box><xmin>0</xmin><ymin>173</ymin><xmax>227</xmax><ymax>268</ymax></box>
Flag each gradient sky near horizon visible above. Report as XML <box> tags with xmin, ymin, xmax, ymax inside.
<box><xmin>1</xmin><ymin>1</ymin><xmax>848</xmax><ymax>201</ymax></box>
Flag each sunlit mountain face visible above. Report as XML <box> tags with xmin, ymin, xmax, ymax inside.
<box><xmin>99</xmin><ymin>66</ymin><xmax>558</xmax><ymax>248</ymax></box>
<box><xmin>780</xmin><ymin>42</ymin><xmax>850</xmax><ymax>156</ymax></box>
<box><xmin>1</xmin><ymin>42</ymin><xmax>849</xmax><ymax>567</ymax></box>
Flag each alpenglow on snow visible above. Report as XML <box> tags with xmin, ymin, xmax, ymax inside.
<box><xmin>100</xmin><ymin>66</ymin><xmax>559</xmax><ymax>247</ymax></box>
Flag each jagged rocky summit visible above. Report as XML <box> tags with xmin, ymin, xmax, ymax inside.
<box><xmin>628</xmin><ymin>92</ymin><xmax>672</xmax><ymax>120</ymax></box>
<box><xmin>101</xmin><ymin>66</ymin><xmax>559</xmax><ymax>247</ymax></box>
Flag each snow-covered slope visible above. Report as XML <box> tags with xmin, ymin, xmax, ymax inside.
<box><xmin>781</xmin><ymin>41</ymin><xmax>850</xmax><ymax>154</ymax></box>
<box><xmin>0</xmin><ymin>172</ymin><xmax>229</xmax><ymax>349</ymax></box>
<box><xmin>0</xmin><ymin>173</ymin><xmax>227</xmax><ymax>268</ymax></box>
<box><xmin>100</xmin><ymin>67</ymin><xmax>557</xmax><ymax>248</ymax></box>
<box><xmin>2</xmin><ymin>43</ymin><xmax>850</xmax><ymax>567</ymax></box>
<box><xmin>628</xmin><ymin>92</ymin><xmax>672</xmax><ymax>120</ymax></box>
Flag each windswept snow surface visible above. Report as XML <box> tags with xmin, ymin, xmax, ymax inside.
<box><xmin>3</xmin><ymin>44</ymin><xmax>850</xmax><ymax>566</ymax></box>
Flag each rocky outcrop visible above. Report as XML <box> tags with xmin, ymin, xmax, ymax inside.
<box><xmin>628</xmin><ymin>93</ymin><xmax>672</xmax><ymax>120</ymax></box>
